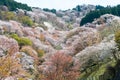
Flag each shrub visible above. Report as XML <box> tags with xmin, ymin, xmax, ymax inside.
<box><xmin>0</xmin><ymin>11</ymin><xmax>16</xmax><ymax>20</ymax></box>
<box><xmin>115</xmin><ymin>30</ymin><xmax>120</xmax><ymax>49</ymax></box>
<box><xmin>0</xmin><ymin>55</ymin><xmax>27</xmax><ymax>79</ymax></box>
<box><xmin>37</xmin><ymin>49</ymin><xmax>45</xmax><ymax>57</ymax></box>
<box><xmin>0</xmin><ymin>11</ymin><xmax>34</xmax><ymax>27</ymax></box>
<box><xmin>18</xmin><ymin>16</ymin><xmax>34</xmax><ymax>26</ymax></box>
<box><xmin>99</xmin><ymin>20</ymin><xmax>120</xmax><ymax>39</ymax></box>
<box><xmin>20</xmin><ymin>46</ymin><xmax>38</xmax><ymax>59</ymax></box>
<box><xmin>40</xmin><ymin>34</ymin><xmax>45</xmax><ymax>42</ymax></box>
<box><xmin>4</xmin><ymin>11</ymin><xmax>16</xmax><ymax>20</ymax></box>
<box><xmin>0</xmin><ymin>35</ymin><xmax>19</xmax><ymax>55</ymax></box>
<box><xmin>54</xmin><ymin>44</ymin><xmax>62</xmax><ymax>50</ymax></box>
<box><xmin>44</xmin><ymin>52</ymin><xmax>80</xmax><ymax>80</ymax></box>
<box><xmin>11</xmin><ymin>34</ymin><xmax>32</xmax><ymax>48</ymax></box>
<box><xmin>19</xmin><ymin>37</ymin><xmax>32</xmax><ymax>46</ymax></box>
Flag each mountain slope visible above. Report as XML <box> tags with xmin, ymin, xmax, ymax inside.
<box><xmin>80</xmin><ymin>5</ymin><xmax>120</xmax><ymax>26</ymax></box>
<box><xmin>0</xmin><ymin>0</ymin><xmax>31</xmax><ymax>11</ymax></box>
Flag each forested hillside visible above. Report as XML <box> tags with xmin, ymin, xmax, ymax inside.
<box><xmin>1</xmin><ymin>0</ymin><xmax>120</xmax><ymax>79</ymax></box>
<box><xmin>80</xmin><ymin>5</ymin><xmax>120</xmax><ymax>26</ymax></box>
<box><xmin>0</xmin><ymin>0</ymin><xmax>31</xmax><ymax>11</ymax></box>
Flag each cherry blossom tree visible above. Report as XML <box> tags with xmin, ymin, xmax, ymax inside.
<box><xmin>44</xmin><ymin>52</ymin><xmax>80</xmax><ymax>80</ymax></box>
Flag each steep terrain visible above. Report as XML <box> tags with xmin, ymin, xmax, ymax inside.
<box><xmin>0</xmin><ymin>1</ymin><xmax>120</xmax><ymax>80</ymax></box>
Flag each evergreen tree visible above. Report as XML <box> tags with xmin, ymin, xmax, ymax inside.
<box><xmin>0</xmin><ymin>0</ymin><xmax>32</xmax><ymax>11</ymax></box>
<box><xmin>80</xmin><ymin>5</ymin><xmax>120</xmax><ymax>26</ymax></box>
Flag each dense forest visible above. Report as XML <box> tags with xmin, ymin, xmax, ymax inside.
<box><xmin>43</xmin><ymin>5</ymin><xmax>104</xmax><ymax>14</ymax></box>
<box><xmin>0</xmin><ymin>0</ymin><xmax>32</xmax><ymax>11</ymax></box>
<box><xmin>1</xmin><ymin>0</ymin><xmax>120</xmax><ymax>79</ymax></box>
<box><xmin>43</xmin><ymin>8</ymin><xmax>57</xmax><ymax>14</ymax></box>
<box><xmin>80</xmin><ymin>5</ymin><xmax>120</xmax><ymax>26</ymax></box>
